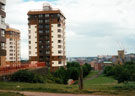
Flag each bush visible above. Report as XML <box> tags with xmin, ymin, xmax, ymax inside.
<box><xmin>11</xmin><ymin>70</ymin><xmax>44</xmax><ymax>83</ymax></box>
<box><xmin>46</xmin><ymin>72</ymin><xmax>56</xmax><ymax>83</ymax></box>
<box><xmin>54</xmin><ymin>67</ymin><xmax>68</xmax><ymax>84</ymax></box>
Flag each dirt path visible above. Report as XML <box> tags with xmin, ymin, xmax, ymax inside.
<box><xmin>20</xmin><ymin>91</ymin><xmax>105</xmax><ymax>96</ymax></box>
<box><xmin>0</xmin><ymin>90</ymin><xmax>112</xmax><ymax>96</ymax></box>
<box><xmin>86</xmin><ymin>70</ymin><xmax>103</xmax><ymax>80</ymax></box>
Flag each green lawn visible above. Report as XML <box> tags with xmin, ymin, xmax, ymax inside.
<box><xmin>0</xmin><ymin>92</ymin><xmax>24</xmax><ymax>96</ymax></box>
<box><xmin>0</xmin><ymin>71</ymin><xmax>135</xmax><ymax>95</ymax></box>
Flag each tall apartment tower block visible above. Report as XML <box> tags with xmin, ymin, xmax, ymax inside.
<box><xmin>5</xmin><ymin>27</ymin><xmax>21</xmax><ymax>67</ymax></box>
<box><xmin>0</xmin><ymin>0</ymin><xmax>6</xmax><ymax>67</ymax></box>
<box><xmin>28</xmin><ymin>3</ymin><xmax>66</xmax><ymax>70</ymax></box>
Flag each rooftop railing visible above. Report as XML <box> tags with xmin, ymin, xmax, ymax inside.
<box><xmin>29</xmin><ymin>8</ymin><xmax>60</xmax><ymax>12</ymax></box>
<box><xmin>29</xmin><ymin>8</ymin><xmax>65</xmax><ymax>18</ymax></box>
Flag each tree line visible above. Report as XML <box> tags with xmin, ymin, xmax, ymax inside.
<box><xmin>2</xmin><ymin>62</ymin><xmax>92</xmax><ymax>84</ymax></box>
<box><xmin>53</xmin><ymin>62</ymin><xmax>92</xmax><ymax>84</ymax></box>
<box><xmin>104</xmin><ymin>61</ymin><xmax>135</xmax><ymax>83</ymax></box>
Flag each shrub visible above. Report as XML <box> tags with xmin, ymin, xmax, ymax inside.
<box><xmin>54</xmin><ymin>67</ymin><xmax>68</xmax><ymax>84</ymax></box>
<box><xmin>11</xmin><ymin>70</ymin><xmax>44</xmax><ymax>83</ymax></box>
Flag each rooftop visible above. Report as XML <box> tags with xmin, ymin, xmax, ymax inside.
<box><xmin>6</xmin><ymin>28</ymin><xmax>20</xmax><ymax>33</ymax></box>
<box><xmin>28</xmin><ymin>3</ymin><xmax>65</xmax><ymax>18</ymax></box>
<box><xmin>103</xmin><ymin>61</ymin><xmax>112</xmax><ymax>64</ymax></box>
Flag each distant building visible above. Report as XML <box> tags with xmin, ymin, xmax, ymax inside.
<box><xmin>117</xmin><ymin>50</ymin><xmax>125</xmax><ymax>64</ymax></box>
<box><xmin>94</xmin><ymin>63</ymin><xmax>102</xmax><ymax>70</ymax></box>
<box><xmin>27</xmin><ymin>3</ymin><xmax>66</xmax><ymax>71</ymax></box>
<box><xmin>90</xmin><ymin>60</ymin><xmax>103</xmax><ymax>70</ymax></box>
<box><xmin>5</xmin><ymin>27</ymin><xmax>21</xmax><ymax>67</ymax></box>
<box><xmin>90</xmin><ymin>60</ymin><xmax>97</xmax><ymax>69</ymax></box>
<box><xmin>0</xmin><ymin>0</ymin><xmax>6</xmax><ymax>67</ymax></box>
<box><xmin>103</xmin><ymin>61</ymin><xmax>113</xmax><ymax>66</ymax></box>
<box><xmin>111</xmin><ymin>50</ymin><xmax>125</xmax><ymax>65</ymax></box>
<box><xmin>111</xmin><ymin>55</ymin><xmax>118</xmax><ymax>64</ymax></box>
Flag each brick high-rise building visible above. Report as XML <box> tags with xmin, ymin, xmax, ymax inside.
<box><xmin>5</xmin><ymin>27</ymin><xmax>21</xmax><ymax>67</ymax></box>
<box><xmin>0</xmin><ymin>0</ymin><xmax>6</xmax><ymax>67</ymax></box>
<box><xmin>27</xmin><ymin>3</ymin><xmax>66</xmax><ymax>71</ymax></box>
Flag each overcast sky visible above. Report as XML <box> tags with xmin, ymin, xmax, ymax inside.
<box><xmin>6</xmin><ymin>0</ymin><xmax>135</xmax><ymax>59</ymax></box>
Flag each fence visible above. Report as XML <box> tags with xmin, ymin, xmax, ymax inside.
<box><xmin>0</xmin><ymin>62</ymin><xmax>46</xmax><ymax>76</ymax></box>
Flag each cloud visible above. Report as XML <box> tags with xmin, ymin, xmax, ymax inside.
<box><xmin>6</xmin><ymin>0</ymin><xmax>135</xmax><ymax>59</ymax></box>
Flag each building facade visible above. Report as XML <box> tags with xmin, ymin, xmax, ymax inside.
<box><xmin>118</xmin><ymin>50</ymin><xmax>125</xmax><ymax>64</ymax></box>
<box><xmin>5</xmin><ymin>27</ymin><xmax>21</xmax><ymax>67</ymax></box>
<box><xmin>27</xmin><ymin>3</ymin><xmax>66</xmax><ymax>71</ymax></box>
<box><xmin>0</xmin><ymin>0</ymin><xmax>6</xmax><ymax>67</ymax></box>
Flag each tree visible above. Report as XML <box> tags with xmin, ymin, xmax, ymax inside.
<box><xmin>54</xmin><ymin>67</ymin><xmax>68</xmax><ymax>84</ymax></box>
<box><xmin>113</xmin><ymin>65</ymin><xmax>130</xmax><ymax>83</ymax></box>
<box><xmin>84</xmin><ymin>63</ymin><xmax>92</xmax><ymax>71</ymax></box>
<box><xmin>82</xmin><ymin>65</ymin><xmax>89</xmax><ymax>77</ymax></box>
<box><xmin>53</xmin><ymin>62</ymin><xmax>92</xmax><ymax>84</ymax></box>
<box><xmin>104</xmin><ymin>66</ymin><xmax>114</xmax><ymax>76</ymax></box>
<box><xmin>67</xmin><ymin>62</ymin><xmax>80</xmax><ymax>69</ymax></box>
<box><xmin>104</xmin><ymin>61</ymin><xmax>135</xmax><ymax>83</ymax></box>
<box><xmin>67</xmin><ymin>67</ymin><xmax>80</xmax><ymax>80</ymax></box>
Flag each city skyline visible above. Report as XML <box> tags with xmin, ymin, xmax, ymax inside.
<box><xmin>6</xmin><ymin>0</ymin><xmax>135</xmax><ymax>59</ymax></box>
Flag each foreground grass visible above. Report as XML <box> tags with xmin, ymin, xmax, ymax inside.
<box><xmin>0</xmin><ymin>71</ymin><xmax>135</xmax><ymax>95</ymax></box>
<box><xmin>0</xmin><ymin>82</ymin><xmax>79</xmax><ymax>93</ymax></box>
<box><xmin>0</xmin><ymin>92</ymin><xmax>24</xmax><ymax>96</ymax></box>
<box><xmin>84</xmin><ymin>74</ymin><xmax>135</xmax><ymax>95</ymax></box>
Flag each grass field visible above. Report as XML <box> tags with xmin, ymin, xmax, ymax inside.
<box><xmin>0</xmin><ymin>92</ymin><xmax>24</xmax><ymax>96</ymax></box>
<box><xmin>83</xmin><ymin>73</ymin><xmax>135</xmax><ymax>95</ymax></box>
<box><xmin>84</xmin><ymin>70</ymin><xmax>99</xmax><ymax>79</ymax></box>
<box><xmin>0</xmin><ymin>71</ymin><xmax>135</xmax><ymax>95</ymax></box>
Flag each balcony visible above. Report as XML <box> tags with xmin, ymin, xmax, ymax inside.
<box><xmin>0</xmin><ymin>0</ymin><xmax>6</xmax><ymax>4</ymax></box>
<box><xmin>0</xmin><ymin>49</ymin><xmax>6</xmax><ymax>56</ymax></box>
<box><xmin>0</xmin><ymin>9</ymin><xmax>6</xmax><ymax>17</ymax></box>
<box><xmin>0</xmin><ymin>36</ymin><xmax>6</xmax><ymax>42</ymax></box>
<box><xmin>0</xmin><ymin>22</ymin><xmax>6</xmax><ymax>29</ymax></box>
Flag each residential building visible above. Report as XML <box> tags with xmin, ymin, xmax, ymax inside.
<box><xmin>0</xmin><ymin>0</ymin><xmax>6</xmax><ymax>67</ymax></box>
<box><xmin>5</xmin><ymin>27</ymin><xmax>21</xmax><ymax>67</ymax></box>
<box><xmin>27</xmin><ymin>3</ymin><xmax>66</xmax><ymax>71</ymax></box>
